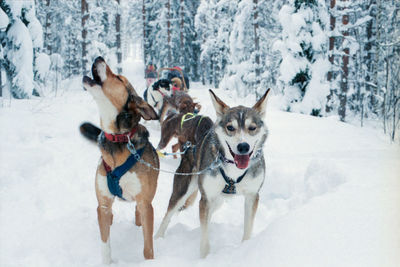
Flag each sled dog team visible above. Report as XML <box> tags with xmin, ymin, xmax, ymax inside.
<box><xmin>81</xmin><ymin>57</ymin><xmax>270</xmax><ymax>263</ymax></box>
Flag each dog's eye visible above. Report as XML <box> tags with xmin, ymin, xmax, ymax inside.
<box><xmin>248</xmin><ymin>126</ymin><xmax>257</xmax><ymax>131</ymax></box>
<box><xmin>226</xmin><ymin>125</ymin><xmax>235</xmax><ymax>132</ymax></box>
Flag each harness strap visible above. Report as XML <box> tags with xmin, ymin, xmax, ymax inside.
<box><xmin>180</xmin><ymin>113</ymin><xmax>204</xmax><ymax>130</ymax></box>
<box><xmin>102</xmin><ymin>147</ymin><xmax>145</xmax><ymax>200</ymax></box>
<box><xmin>219</xmin><ymin>153</ymin><xmax>235</xmax><ymax>165</ymax></box>
<box><xmin>219</xmin><ymin>167</ymin><xmax>248</xmax><ymax>194</ymax></box>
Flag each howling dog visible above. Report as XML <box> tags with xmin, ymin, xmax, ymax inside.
<box><xmin>80</xmin><ymin>57</ymin><xmax>159</xmax><ymax>263</ymax></box>
<box><xmin>156</xmin><ymin>89</ymin><xmax>270</xmax><ymax>258</ymax></box>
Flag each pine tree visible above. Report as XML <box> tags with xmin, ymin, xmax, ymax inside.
<box><xmin>217</xmin><ymin>0</ymin><xmax>281</xmax><ymax>98</ymax></box>
<box><xmin>1</xmin><ymin>0</ymin><xmax>38</xmax><ymax>99</ymax></box>
<box><xmin>0</xmin><ymin>6</ymin><xmax>9</xmax><ymax>99</ymax></box>
<box><xmin>175</xmin><ymin>0</ymin><xmax>201</xmax><ymax>81</ymax></box>
<box><xmin>81</xmin><ymin>0</ymin><xmax>89</xmax><ymax>75</ymax></box>
<box><xmin>143</xmin><ymin>0</ymin><xmax>170</xmax><ymax>68</ymax></box>
<box><xmin>275</xmin><ymin>0</ymin><xmax>330</xmax><ymax>115</ymax></box>
<box><xmin>115</xmin><ymin>0</ymin><xmax>122</xmax><ymax>74</ymax></box>
<box><xmin>378</xmin><ymin>0</ymin><xmax>400</xmax><ymax>141</ymax></box>
<box><xmin>196</xmin><ymin>0</ymin><xmax>237</xmax><ymax>87</ymax></box>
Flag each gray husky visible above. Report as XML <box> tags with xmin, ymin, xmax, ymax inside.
<box><xmin>155</xmin><ymin>89</ymin><xmax>270</xmax><ymax>258</ymax></box>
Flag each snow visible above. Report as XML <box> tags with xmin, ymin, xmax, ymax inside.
<box><xmin>0</xmin><ymin>7</ymin><xmax>9</xmax><ymax>30</ymax></box>
<box><xmin>5</xmin><ymin>19</ymin><xmax>34</xmax><ymax>97</ymax></box>
<box><xmin>27</xmin><ymin>16</ymin><xmax>43</xmax><ymax>50</ymax></box>
<box><xmin>35</xmin><ymin>52</ymin><xmax>51</xmax><ymax>79</ymax></box>
<box><xmin>0</xmin><ymin>61</ymin><xmax>399</xmax><ymax>266</ymax></box>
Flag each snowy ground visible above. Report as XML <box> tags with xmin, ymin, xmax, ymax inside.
<box><xmin>0</xmin><ymin>60</ymin><xmax>399</xmax><ymax>267</ymax></box>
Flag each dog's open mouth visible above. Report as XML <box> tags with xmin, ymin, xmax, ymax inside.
<box><xmin>227</xmin><ymin>143</ymin><xmax>253</xmax><ymax>169</ymax></box>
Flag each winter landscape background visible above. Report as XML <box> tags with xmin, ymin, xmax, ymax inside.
<box><xmin>0</xmin><ymin>0</ymin><xmax>399</xmax><ymax>266</ymax></box>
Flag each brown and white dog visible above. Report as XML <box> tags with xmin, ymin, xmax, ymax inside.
<box><xmin>158</xmin><ymin>91</ymin><xmax>201</xmax><ymax>123</ymax></box>
<box><xmin>155</xmin><ymin>112</ymin><xmax>213</xmax><ymax>238</ymax></box>
<box><xmin>80</xmin><ymin>57</ymin><xmax>159</xmax><ymax>263</ymax></box>
<box><xmin>156</xmin><ymin>112</ymin><xmax>209</xmax><ymax>158</ymax></box>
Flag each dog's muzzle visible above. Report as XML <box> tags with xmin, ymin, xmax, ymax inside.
<box><xmin>227</xmin><ymin>142</ymin><xmax>253</xmax><ymax>169</ymax></box>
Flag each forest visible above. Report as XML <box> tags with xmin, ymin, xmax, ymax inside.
<box><xmin>0</xmin><ymin>0</ymin><xmax>399</xmax><ymax>141</ymax></box>
<box><xmin>1</xmin><ymin>1</ymin><xmax>399</xmax><ymax>266</ymax></box>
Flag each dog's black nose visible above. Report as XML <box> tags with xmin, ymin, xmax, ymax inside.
<box><xmin>94</xmin><ymin>56</ymin><xmax>105</xmax><ymax>63</ymax></box>
<box><xmin>237</xmin><ymin>143</ymin><xmax>250</xmax><ymax>154</ymax></box>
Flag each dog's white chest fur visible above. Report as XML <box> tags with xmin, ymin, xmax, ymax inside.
<box><xmin>202</xmin><ymin>164</ymin><xmax>264</xmax><ymax>199</ymax></box>
<box><xmin>96</xmin><ymin>168</ymin><xmax>142</xmax><ymax>201</ymax></box>
<box><xmin>119</xmin><ymin>172</ymin><xmax>142</xmax><ymax>200</ymax></box>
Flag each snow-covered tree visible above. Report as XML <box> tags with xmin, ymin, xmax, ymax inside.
<box><xmin>196</xmin><ymin>0</ymin><xmax>237</xmax><ymax>87</ymax></box>
<box><xmin>1</xmin><ymin>0</ymin><xmax>40</xmax><ymax>99</ymax></box>
<box><xmin>0</xmin><ymin>7</ymin><xmax>10</xmax><ymax>99</ymax></box>
<box><xmin>377</xmin><ymin>0</ymin><xmax>400</xmax><ymax>141</ymax></box>
<box><xmin>274</xmin><ymin>0</ymin><xmax>330</xmax><ymax>116</ymax></box>
<box><xmin>175</xmin><ymin>0</ymin><xmax>201</xmax><ymax>81</ymax></box>
<box><xmin>219</xmin><ymin>0</ymin><xmax>281</xmax><ymax>98</ymax></box>
<box><xmin>220</xmin><ymin>0</ymin><xmax>256</xmax><ymax>96</ymax></box>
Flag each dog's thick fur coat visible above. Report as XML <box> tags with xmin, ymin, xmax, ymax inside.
<box><xmin>81</xmin><ymin>57</ymin><xmax>159</xmax><ymax>263</ymax></box>
<box><xmin>155</xmin><ymin>113</ymin><xmax>213</xmax><ymax>238</ymax></box>
<box><xmin>158</xmin><ymin>91</ymin><xmax>200</xmax><ymax>123</ymax></box>
<box><xmin>155</xmin><ymin>89</ymin><xmax>270</xmax><ymax>258</ymax></box>
<box><xmin>196</xmin><ymin>89</ymin><xmax>269</xmax><ymax>257</ymax></box>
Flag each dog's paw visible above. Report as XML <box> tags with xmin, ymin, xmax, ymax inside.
<box><xmin>101</xmin><ymin>241</ymin><xmax>112</xmax><ymax>265</ymax></box>
<box><xmin>200</xmin><ymin>242</ymin><xmax>210</xmax><ymax>259</ymax></box>
<box><xmin>154</xmin><ymin>230</ymin><xmax>164</xmax><ymax>239</ymax></box>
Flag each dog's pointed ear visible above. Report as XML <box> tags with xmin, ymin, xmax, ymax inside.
<box><xmin>126</xmin><ymin>82</ymin><xmax>138</xmax><ymax>97</ymax></box>
<box><xmin>252</xmin><ymin>88</ymin><xmax>271</xmax><ymax>116</ymax></box>
<box><xmin>209</xmin><ymin>89</ymin><xmax>229</xmax><ymax>116</ymax></box>
<box><xmin>131</xmin><ymin>95</ymin><xmax>159</xmax><ymax>120</ymax></box>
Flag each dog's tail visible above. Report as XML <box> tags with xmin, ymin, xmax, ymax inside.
<box><xmin>80</xmin><ymin>122</ymin><xmax>101</xmax><ymax>143</ymax></box>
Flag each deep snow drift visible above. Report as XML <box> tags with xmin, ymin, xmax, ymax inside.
<box><xmin>0</xmin><ymin>61</ymin><xmax>399</xmax><ymax>267</ymax></box>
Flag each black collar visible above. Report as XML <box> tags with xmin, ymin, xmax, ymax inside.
<box><xmin>219</xmin><ymin>167</ymin><xmax>248</xmax><ymax>194</ymax></box>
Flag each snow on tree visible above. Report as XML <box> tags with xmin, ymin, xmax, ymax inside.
<box><xmin>1</xmin><ymin>0</ymin><xmax>39</xmax><ymax>99</ymax></box>
<box><xmin>218</xmin><ymin>0</ymin><xmax>281</xmax><ymax>98</ymax></box>
<box><xmin>274</xmin><ymin>0</ymin><xmax>330</xmax><ymax>116</ymax></box>
<box><xmin>0</xmin><ymin>7</ymin><xmax>9</xmax><ymax>99</ymax></box>
<box><xmin>175</xmin><ymin>0</ymin><xmax>201</xmax><ymax>80</ymax></box>
<box><xmin>219</xmin><ymin>0</ymin><xmax>256</xmax><ymax>97</ymax></box>
<box><xmin>35</xmin><ymin>0</ymin><xmax>82</xmax><ymax>77</ymax></box>
<box><xmin>196</xmin><ymin>0</ymin><xmax>237</xmax><ymax>87</ymax></box>
<box><xmin>377</xmin><ymin>0</ymin><xmax>400</xmax><ymax>141</ymax></box>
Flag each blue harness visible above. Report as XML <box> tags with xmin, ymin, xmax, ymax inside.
<box><xmin>104</xmin><ymin>147</ymin><xmax>145</xmax><ymax>200</ymax></box>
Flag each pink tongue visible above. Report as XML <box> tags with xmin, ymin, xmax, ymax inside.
<box><xmin>234</xmin><ymin>154</ymin><xmax>250</xmax><ymax>169</ymax></box>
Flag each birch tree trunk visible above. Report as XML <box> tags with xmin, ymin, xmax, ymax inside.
<box><xmin>81</xmin><ymin>0</ymin><xmax>89</xmax><ymax>75</ymax></box>
<box><xmin>253</xmin><ymin>0</ymin><xmax>260</xmax><ymax>98</ymax></box>
<box><xmin>116</xmin><ymin>0</ymin><xmax>122</xmax><ymax>74</ymax></box>
<box><xmin>339</xmin><ymin>0</ymin><xmax>349</xmax><ymax>122</ymax></box>
<box><xmin>166</xmin><ymin>0</ymin><xmax>171</xmax><ymax>65</ymax></box>
<box><xmin>142</xmin><ymin>0</ymin><xmax>147</xmax><ymax>65</ymax></box>
<box><xmin>45</xmin><ymin>0</ymin><xmax>52</xmax><ymax>54</ymax></box>
<box><xmin>326</xmin><ymin>0</ymin><xmax>336</xmax><ymax>113</ymax></box>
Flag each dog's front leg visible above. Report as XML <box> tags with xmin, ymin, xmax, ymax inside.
<box><xmin>199</xmin><ymin>196</ymin><xmax>211</xmax><ymax>258</ymax></box>
<box><xmin>97</xmin><ymin>197</ymin><xmax>114</xmax><ymax>264</ymax></box>
<box><xmin>199</xmin><ymin>195</ymin><xmax>221</xmax><ymax>258</ymax></box>
<box><xmin>242</xmin><ymin>193</ymin><xmax>259</xmax><ymax>241</ymax></box>
<box><xmin>138</xmin><ymin>201</ymin><xmax>155</xmax><ymax>259</ymax></box>
<box><xmin>135</xmin><ymin>205</ymin><xmax>142</xmax><ymax>226</ymax></box>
